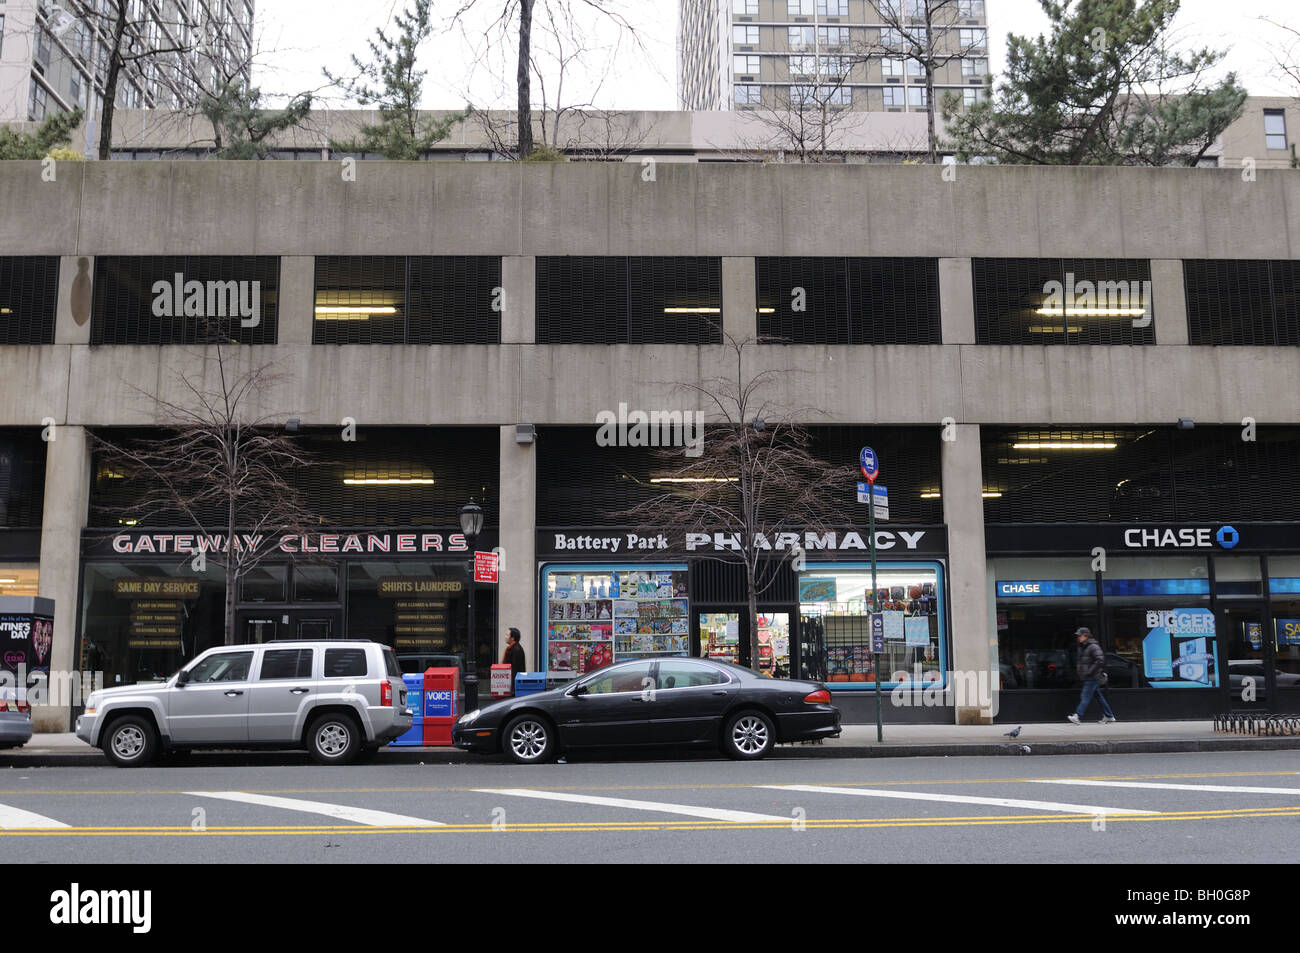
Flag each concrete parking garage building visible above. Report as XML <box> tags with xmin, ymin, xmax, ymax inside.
<box><xmin>1</xmin><ymin>160</ymin><xmax>1298</xmax><ymax>731</ymax></box>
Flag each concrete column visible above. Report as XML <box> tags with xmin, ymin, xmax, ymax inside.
<box><xmin>497</xmin><ymin>424</ymin><xmax>537</xmax><ymax>668</ymax></box>
<box><xmin>35</xmin><ymin>425</ymin><xmax>92</xmax><ymax>732</ymax></box>
<box><xmin>941</xmin><ymin>424</ymin><xmax>994</xmax><ymax>725</ymax></box>
<box><xmin>278</xmin><ymin>256</ymin><xmax>315</xmax><ymax>345</ymax></box>
<box><xmin>55</xmin><ymin>256</ymin><xmax>93</xmax><ymax>345</ymax></box>
<box><xmin>722</xmin><ymin>257</ymin><xmax>756</xmax><ymax>341</ymax></box>
<box><xmin>501</xmin><ymin>257</ymin><xmax>535</xmax><ymax>344</ymax></box>
<box><xmin>1150</xmin><ymin>259</ymin><xmax>1188</xmax><ymax>346</ymax></box>
<box><xmin>938</xmin><ymin>258</ymin><xmax>974</xmax><ymax>344</ymax></box>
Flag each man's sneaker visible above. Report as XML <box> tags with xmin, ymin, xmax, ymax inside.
<box><xmin>1099</xmin><ymin>716</ymin><xmax>1117</xmax><ymax>724</ymax></box>
<box><xmin>1066</xmin><ymin>714</ymin><xmax>1081</xmax><ymax>725</ymax></box>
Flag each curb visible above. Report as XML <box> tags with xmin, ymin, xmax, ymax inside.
<box><xmin>4</xmin><ymin>736</ymin><xmax>1299</xmax><ymax>767</ymax></box>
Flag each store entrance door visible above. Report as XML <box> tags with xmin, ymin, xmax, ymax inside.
<box><xmin>1218</xmin><ymin>603</ymin><xmax>1273</xmax><ymax>712</ymax></box>
<box><xmin>697</xmin><ymin>611</ymin><xmax>742</xmax><ymax>665</ymax></box>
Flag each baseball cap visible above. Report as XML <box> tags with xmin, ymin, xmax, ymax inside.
<box><xmin>1074</xmin><ymin>626</ymin><xmax>1092</xmax><ymax>637</ymax></box>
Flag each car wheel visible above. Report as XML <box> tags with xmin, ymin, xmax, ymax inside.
<box><xmin>722</xmin><ymin>710</ymin><xmax>775</xmax><ymax>760</ymax></box>
<box><xmin>102</xmin><ymin>715</ymin><xmax>159</xmax><ymax>768</ymax></box>
<box><xmin>502</xmin><ymin>714</ymin><xmax>556</xmax><ymax>764</ymax></box>
<box><xmin>307</xmin><ymin>713</ymin><xmax>362</xmax><ymax>765</ymax></box>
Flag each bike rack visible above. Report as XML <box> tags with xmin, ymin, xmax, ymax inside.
<box><xmin>1212</xmin><ymin>713</ymin><xmax>1300</xmax><ymax>736</ymax></box>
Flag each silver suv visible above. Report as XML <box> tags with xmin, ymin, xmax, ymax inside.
<box><xmin>76</xmin><ymin>640</ymin><xmax>411</xmax><ymax>767</ymax></box>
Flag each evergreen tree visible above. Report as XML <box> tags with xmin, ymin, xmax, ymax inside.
<box><xmin>324</xmin><ymin>0</ymin><xmax>467</xmax><ymax>159</ymax></box>
<box><xmin>0</xmin><ymin>108</ymin><xmax>84</xmax><ymax>160</ymax></box>
<box><xmin>942</xmin><ymin>0</ymin><xmax>1246</xmax><ymax>166</ymax></box>
<box><xmin>200</xmin><ymin>86</ymin><xmax>313</xmax><ymax>160</ymax></box>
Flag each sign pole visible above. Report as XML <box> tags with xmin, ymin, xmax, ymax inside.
<box><xmin>868</xmin><ymin>480</ymin><xmax>882</xmax><ymax>743</ymax></box>
<box><xmin>860</xmin><ymin>445</ymin><xmax>883</xmax><ymax>744</ymax></box>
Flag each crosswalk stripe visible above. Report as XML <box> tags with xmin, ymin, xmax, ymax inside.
<box><xmin>185</xmin><ymin>791</ymin><xmax>444</xmax><ymax>827</ymax></box>
<box><xmin>760</xmin><ymin>784</ymin><xmax>1157</xmax><ymax>815</ymax></box>
<box><xmin>1024</xmin><ymin>779</ymin><xmax>1300</xmax><ymax>796</ymax></box>
<box><xmin>0</xmin><ymin>802</ymin><xmax>70</xmax><ymax>829</ymax></box>
<box><xmin>473</xmin><ymin>787</ymin><xmax>790</xmax><ymax>823</ymax></box>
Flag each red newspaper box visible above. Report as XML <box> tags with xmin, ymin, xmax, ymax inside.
<box><xmin>490</xmin><ymin>663</ymin><xmax>514</xmax><ymax>698</ymax></box>
<box><xmin>421</xmin><ymin>667</ymin><xmax>460</xmax><ymax>746</ymax></box>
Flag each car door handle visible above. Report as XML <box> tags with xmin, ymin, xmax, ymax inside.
<box><xmin>224</xmin><ymin>690</ymin><xmax>244</xmax><ymax>696</ymax></box>
<box><xmin>712</xmin><ymin>690</ymin><xmax>727</xmax><ymax>696</ymax></box>
<box><xmin>290</xmin><ymin>688</ymin><xmax>310</xmax><ymax>695</ymax></box>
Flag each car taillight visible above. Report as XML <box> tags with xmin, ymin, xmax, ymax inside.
<box><xmin>803</xmin><ymin>689</ymin><xmax>831</xmax><ymax>704</ymax></box>
<box><xmin>380</xmin><ymin>680</ymin><xmax>393</xmax><ymax>707</ymax></box>
<box><xmin>16</xmin><ymin>701</ymin><xmax>28</xmax><ymax>714</ymax></box>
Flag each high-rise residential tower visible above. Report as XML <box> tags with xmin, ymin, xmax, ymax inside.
<box><xmin>0</xmin><ymin>1</ymin><xmax>254</xmax><ymax>126</ymax></box>
<box><xmin>679</xmin><ymin>0</ymin><xmax>990</xmax><ymax>113</ymax></box>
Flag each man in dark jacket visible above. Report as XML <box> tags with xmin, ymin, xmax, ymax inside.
<box><xmin>503</xmin><ymin>627</ymin><xmax>526</xmax><ymax>693</ymax></box>
<box><xmin>1068</xmin><ymin>627</ymin><xmax>1117</xmax><ymax>724</ymax></box>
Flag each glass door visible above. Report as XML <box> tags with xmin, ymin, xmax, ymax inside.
<box><xmin>1218</xmin><ymin>603</ymin><xmax>1271</xmax><ymax>711</ymax></box>
<box><xmin>698</xmin><ymin>612</ymin><xmax>741</xmax><ymax>664</ymax></box>
<box><xmin>756</xmin><ymin>613</ymin><xmax>791</xmax><ymax>678</ymax></box>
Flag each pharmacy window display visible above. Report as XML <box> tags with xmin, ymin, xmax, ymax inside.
<box><xmin>798</xmin><ymin>562</ymin><xmax>947</xmax><ymax>689</ymax></box>
<box><xmin>540</xmin><ymin>564</ymin><xmax>690</xmax><ymax>679</ymax></box>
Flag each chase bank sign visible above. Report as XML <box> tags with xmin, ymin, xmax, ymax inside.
<box><xmin>1122</xmin><ymin>525</ymin><xmax>1239</xmax><ymax>550</ymax></box>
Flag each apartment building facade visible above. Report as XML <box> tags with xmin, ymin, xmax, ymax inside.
<box><xmin>0</xmin><ymin>0</ymin><xmax>254</xmax><ymax>127</ymax></box>
<box><xmin>679</xmin><ymin>0</ymin><xmax>989</xmax><ymax>112</ymax></box>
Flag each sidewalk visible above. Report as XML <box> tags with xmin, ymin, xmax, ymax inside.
<box><xmin>6</xmin><ymin>720</ymin><xmax>1298</xmax><ymax>766</ymax></box>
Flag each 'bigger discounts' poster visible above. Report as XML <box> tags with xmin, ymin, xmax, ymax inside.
<box><xmin>1142</xmin><ymin>608</ymin><xmax>1218</xmax><ymax>687</ymax></box>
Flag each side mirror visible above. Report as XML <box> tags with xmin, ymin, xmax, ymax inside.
<box><xmin>176</xmin><ymin>670</ymin><xmax>190</xmax><ymax>687</ymax></box>
<box><xmin>569</xmin><ymin>684</ymin><xmax>587</xmax><ymax>697</ymax></box>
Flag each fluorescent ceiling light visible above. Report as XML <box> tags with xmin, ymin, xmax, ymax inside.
<box><xmin>1027</xmin><ymin>325</ymin><xmax>1083</xmax><ymax>333</ymax></box>
<box><xmin>0</xmin><ymin>308</ymin><xmax>11</xmax><ymax>315</ymax></box>
<box><xmin>343</xmin><ymin>478</ymin><xmax>434</xmax><ymax>485</ymax></box>
<box><xmin>1012</xmin><ymin>442</ymin><xmax>1117</xmax><ymax>450</ymax></box>
<box><xmin>921</xmin><ymin>491</ymin><xmax>1002</xmax><ymax>499</ymax></box>
<box><xmin>1034</xmin><ymin>307</ymin><xmax>1147</xmax><ymax>317</ymax></box>
<box><xmin>650</xmin><ymin>476</ymin><xmax>738</xmax><ymax>484</ymax></box>
<box><xmin>663</xmin><ymin>307</ymin><xmax>721</xmax><ymax>314</ymax></box>
<box><xmin>314</xmin><ymin>306</ymin><xmax>399</xmax><ymax>320</ymax></box>
<box><xmin>756</xmin><ymin>307</ymin><xmax>775</xmax><ymax>314</ymax></box>
<box><xmin>0</xmin><ymin>578</ymin><xmax>16</xmax><ymax>584</ymax></box>
<box><xmin>118</xmin><ymin>519</ymin><xmax>138</xmax><ymax>525</ymax></box>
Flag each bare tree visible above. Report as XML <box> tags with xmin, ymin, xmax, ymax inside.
<box><xmin>1262</xmin><ymin>16</ymin><xmax>1300</xmax><ymax>167</ymax></box>
<box><xmin>446</xmin><ymin>0</ymin><xmax>642</xmax><ymax>158</ymax></box>
<box><xmin>619</xmin><ymin>335</ymin><xmax>857</xmax><ymax>654</ymax></box>
<box><xmin>871</xmin><ymin>0</ymin><xmax>988</xmax><ymax>163</ymax></box>
<box><xmin>93</xmin><ymin>343</ymin><xmax>321</xmax><ymax>646</ymax></box>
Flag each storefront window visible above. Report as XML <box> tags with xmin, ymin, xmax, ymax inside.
<box><xmin>699</xmin><ymin>612</ymin><xmax>740</xmax><ymax>664</ymax></box>
<box><xmin>239</xmin><ymin>564</ymin><xmax>286</xmax><ymax>602</ymax></box>
<box><xmin>1269</xmin><ymin>556</ymin><xmax>1300</xmax><ymax>688</ymax></box>
<box><xmin>80</xmin><ymin>561</ymin><xmax>226</xmax><ymax>687</ymax></box>
<box><xmin>991</xmin><ymin>557</ymin><xmax>1098</xmax><ymax>690</ymax></box>
<box><xmin>346</xmin><ymin>561</ymin><xmax>467</xmax><ymax>656</ymax></box>
<box><xmin>798</xmin><ymin>562</ymin><xmax>945</xmax><ymax>690</ymax></box>
<box><xmin>1102</xmin><ymin>556</ymin><xmax>1214</xmax><ymax>689</ymax></box>
<box><xmin>540</xmin><ymin>564</ymin><xmax>689</xmax><ymax>678</ymax></box>
<box><xmin>757</xmin><ymin>613</ymin><xmax>791</xmax><ymax>678</ymax></box>
<box><xmin>293</xmin><ymin>564</ymin><xmax>340</xmax><ymax>602</ymax></box>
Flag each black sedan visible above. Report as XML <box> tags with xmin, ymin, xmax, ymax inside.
<box><xmin>452</xmin><ymin>657</ymin><xmax>841</xmax><ymax>764</ymax></box>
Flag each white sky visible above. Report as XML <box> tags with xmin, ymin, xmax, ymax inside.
<box><xmin>253</xmin><ymin>0</ymin><xmax>1299</xmax><ymax>108</ymax></box>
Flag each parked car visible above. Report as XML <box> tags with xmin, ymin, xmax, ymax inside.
<box><xmin>0</xmin><ymin>688</ymin><xmax>33</xmax><ymax>750</ymax></box>
<box><xmin>452</xmin><ymin>657</ymin><xmax>841</xmax><ymax>764</ymax></box>
<box><xmin>76</xmin><ymin>640</ymin><xmax>411</xmax><ymax>767</ymax></box>
<box><xmin>1022</xmin><ymin>650</ymin><xmax>1073</xmax><ymax>688</ymax></box>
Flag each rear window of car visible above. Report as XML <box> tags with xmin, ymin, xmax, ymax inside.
<box><xmin>260</xmin><ymin>649</ymin><xmax>314</xmax><ymax>680</ymax></box>
<box><xmin>382</xmin><ymin>648</ymin><xmax>401</xmax><ymax>678</ymax></box>
<box><xmin>324</xmin><ymin>648</ymin><xmax>368</xmax><ymax>678</ymax></box>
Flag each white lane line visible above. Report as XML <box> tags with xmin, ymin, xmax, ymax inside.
<box><xmin>1025</xmin><ymin>779</ymin><xmax>1300</xmax><ymax>796</ymax></box>
<box><xmin>185</xmin><ymin>791</ymin><xmax>444</xmax><ymax>827</ymax></box>
<box><xmin>760</xmin><ymin>784</ymin><xmax>1157</xmax><ymax>815</ymax></box>
<box><xmin>0</xmin><ymin>803</ymin><xmax>70</xmax><ymax>829</ymax></box>
<box><xmin>474</xmin><ymin>788</ymin><xmax>790</xmax><ymax>823</ymax></box>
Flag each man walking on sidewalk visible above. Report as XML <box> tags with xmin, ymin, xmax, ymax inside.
<box><xmin>1067</xmin><ymin>626</ymin><xmax>1116</xmax><ymax>725</ymax></box>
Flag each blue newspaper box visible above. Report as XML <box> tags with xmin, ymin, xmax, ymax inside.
<box><xmin>391</xmin><ymin>673</ymin><xmax>426</xmax><ymax>746</ymax></box>
<box><xmin>514</xmin><ymin>672</ymin><xmax>547</xmax><ymax>697</ymax></box>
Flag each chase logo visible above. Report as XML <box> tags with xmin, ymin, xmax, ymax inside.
<box><xmin>1215</xmin><ymin>525</ymin><xmax>1240</xmax><ymax>549</ymax></box>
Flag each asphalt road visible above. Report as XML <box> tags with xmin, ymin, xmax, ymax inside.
<box><xmin>1</xmin><ymin>750</ymin><xmax>1297</xmax><ymax>864</ymax></box>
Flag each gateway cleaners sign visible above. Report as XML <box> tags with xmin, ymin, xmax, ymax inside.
<box><xmin>108</xmin><ymin>531</ymin><xmax>470</xmax><ymax>555</ymax></box>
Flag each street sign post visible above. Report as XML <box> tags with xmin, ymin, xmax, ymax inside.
<box><xmin>860</xmin><ymin>447</ymin><xmax>883</xmax><ymax>742</ymax></box>
<box><xmin>857</xmin><ymin>482</ymin><xmax>888</xmax><ymax>520</ymax></box>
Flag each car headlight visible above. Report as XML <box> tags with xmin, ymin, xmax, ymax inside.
<box><xmin>84</xmin><ymin>694</ymin><xmax>99</xmax><ymax>714</ymax></box>
<box><xmin>459</xmin><ymin>708</ymin><xmax>481</xmax><ymax>725</ymax></box>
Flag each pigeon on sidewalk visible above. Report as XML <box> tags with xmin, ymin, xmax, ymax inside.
<box><xmin>1003</xmin><ymin>726</ymin><xmax>1022</xmax><ymax>738</ymax></box>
